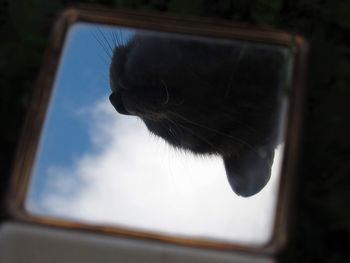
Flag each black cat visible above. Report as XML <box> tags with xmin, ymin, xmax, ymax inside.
<box><xmin>109</xmin><ymin>32</ymin><xmax>286</xmax><ymax>197</ymax></box>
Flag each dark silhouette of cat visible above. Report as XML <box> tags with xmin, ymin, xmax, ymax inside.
<box><xmin>109</xmin><ymin>32</ymin><xmax>286</xmax><ymax>197</ymax></box>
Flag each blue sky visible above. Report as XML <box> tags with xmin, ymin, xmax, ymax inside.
<box><xmin>27</xmin><ymin>23</ymin><xmax>134</xmax><ymax>205</ymax></box>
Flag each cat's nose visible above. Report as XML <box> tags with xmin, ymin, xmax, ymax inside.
<box><xmin>109</xmin><ymin>92</ymin><xmax>131</xmax><ymax>115</ymax></box>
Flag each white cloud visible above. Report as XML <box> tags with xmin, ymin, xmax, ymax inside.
<box><xmin>29</xmin><ymin>97</ymin><xmax>283</xmax><ymax>246</ymax></box>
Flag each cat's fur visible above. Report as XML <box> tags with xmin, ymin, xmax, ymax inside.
<box><xmin>109</xmin><ymin>32</ymin><xmax>286</xmax><ymax>197</ymax></box>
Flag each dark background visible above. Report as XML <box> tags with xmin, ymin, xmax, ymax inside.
<box><xmin>1</xmin><ymin>0</ymin><xmax>349</xmax><ymax>262</ymax></box>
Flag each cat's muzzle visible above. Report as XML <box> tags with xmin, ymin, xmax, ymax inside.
<box><xmin>109</xmin><ymin>91</ymin><xmax>131</xmax><ymax>115</ymax></box>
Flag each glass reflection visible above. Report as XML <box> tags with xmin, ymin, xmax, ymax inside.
<box><xmin>25</xmin><ymin>23</ymin><xmax>292</xmax><ymax>246</ymax></box>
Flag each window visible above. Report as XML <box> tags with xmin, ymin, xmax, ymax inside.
<box><xmin>6</xmin><ymin>7</ymin><xmax>308</xmax><ymax>259</ymax></box>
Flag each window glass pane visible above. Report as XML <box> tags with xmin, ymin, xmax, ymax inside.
<box><xmin>25</xmin><ymin>22</ymin><xmax>292</xmax><ymax>246</ymax></box>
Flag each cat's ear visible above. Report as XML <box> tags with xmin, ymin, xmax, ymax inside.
<box><xmin>223</xmin><ymin>148</ymin><xmax>274</xmax><ymax>197</ymax></box>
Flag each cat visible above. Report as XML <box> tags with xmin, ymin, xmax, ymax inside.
<box><xmin>108</xmin><ymin>32</ymin><xmax>286</xmax><ymax>197</ymax></box>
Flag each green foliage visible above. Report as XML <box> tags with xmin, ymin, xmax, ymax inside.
<box><xmin>254</xmin><ymin>0</ymin><xmax>281</xmax><ymax>23</ymax></box>
<box><xmin>167</xmin><ymin>0</ymin><xmax>206</xmax><ymax>15</ymax></box>
<box><xmin>333</xmin><ymin>2</ymin><xmax>350</xmax><ymax>28</ymax></box>
<box><xmin>9</xmin><ymin>0</ymin><xmax>62</xmax><ymax>45</ymax></box>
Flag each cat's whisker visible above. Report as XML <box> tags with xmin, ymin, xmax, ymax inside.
<box><xmin>160</xmin><ymin>79</ymin><xmax>170</xmax><ymax>104</ymax></box>
<box><xmin>97</xmin><ymin>28</ymin><xmax>114</xmax><ymax>56</ymax></box>
<box><xmin>164</xmin><ymin>116</ymin><xmax>220</xmax><ymax>153</ymax></box>
<box><xmin>167</xmin><ymin>127</ymin><xmax>177</xmax><ymax>140</ymax></box>
<box><xmin>196</xmin><ymin>106</ymin><xmax>261</xmax><ymax>139</ymax></box>
<box><xmin>113</xmin><ymin>30</ymin><xmax>127</xmax><ymax>48</ymax></box>
<box><xmin>167</xmin><ymin>111</ymin><xmax>260</xmax><ymax>155</ymax></box>
<box><xmin>164</xmin><ymin>99</ymin><xmax>185</xmax><ymax>107</ymax></box>
<box><xmin>162</xmin><ymin>117</ymin><xmax>184</xmax><ymax>139</ymax></box>
<box><xmin>111</xmin><ymin>31</ymin><xmax>117</xmax><ymax>48</ymax></box>
<box><xmin>92</xmin><ymin>30</ymin><xmax>113</xmax><ymax>60</ymax></box>
<box><xmin>158</xmin><ymin>118</ymin><xmax>179</xmax><ymax>140</ymax></box>
<box><xmin>112</xmin><ymin>31</ymin><xmax>119</xmax><ymax>49</ymax></box>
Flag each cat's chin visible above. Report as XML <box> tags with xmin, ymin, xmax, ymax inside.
<box><xmin>223</xmin><ymin>148</ymin><xmax>274</xmax><ymax>197</ymax></box>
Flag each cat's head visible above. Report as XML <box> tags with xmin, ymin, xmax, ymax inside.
<box><xmin>109</xmin><ymin>33</ymin><xmax>284</xmax><ymax>197</ymax></box>
<box><xmin>109</xmin><ymin>34</ymin><xmax>239</xmax><ymax>154</ymax></box>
